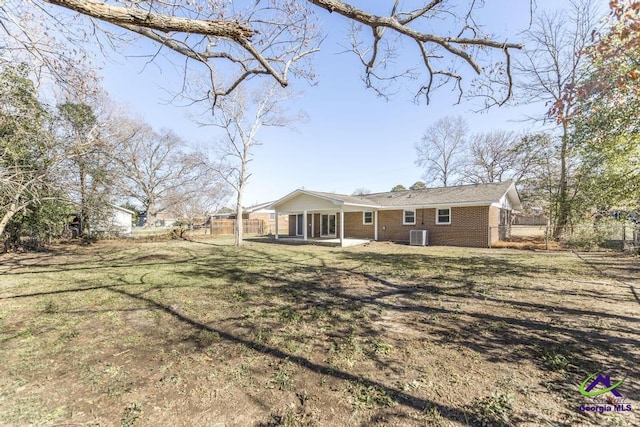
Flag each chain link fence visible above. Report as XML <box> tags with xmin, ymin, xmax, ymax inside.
<box><xmin>490</xmin><ymin>223</ymin><xmax>640</xmax><ymax>252</ymax></box>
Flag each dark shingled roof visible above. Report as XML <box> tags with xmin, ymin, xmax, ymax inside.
<box><xmin>363</xmin><ymin>181</ymin><xmax>516</xmax><ymax>207</ymax></box>
<box><xmin>271</xmin><ymin>181</ymin><xmax>521</xmax><ymax>210</ymax></box>
<box><xmin>297</xmin><ymin>182</ymin><xmax>516</xmax><ymax>207</ymax></box>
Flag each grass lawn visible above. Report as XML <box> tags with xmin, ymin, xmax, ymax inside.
<box><xmin>0</xmin><ymin>237</ymin><xmax>638</xmax><ymax>426</ymax></box>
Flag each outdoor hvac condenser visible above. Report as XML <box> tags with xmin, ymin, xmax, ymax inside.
<box><xmin>409</xmin><ymin>230</ymin><xmax>428</xmax><ymax>246</ymax></box>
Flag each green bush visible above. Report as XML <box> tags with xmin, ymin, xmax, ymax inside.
<box><xmin>563</xmin><ymin>220</ymin><xmax>629</xmax><ymax>250</ymax></box>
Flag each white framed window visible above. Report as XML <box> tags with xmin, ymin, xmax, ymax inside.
<box><xmin>363</xmin><ymin>211</ymin><xmax>373</xmax><ymax>225</ymax></box>
<box><xmin>403</xmin><ymin>209</ymin><xmax>416</xmax><ymax>225</ymax></box>
<box><xmin>436</xmin><ymin>207</ymin><xmax>451</xmax><ymax>225</ymax></box>
<box><xmin>269</xmin><ymin>213</ymin><xmax>276</xmax><ymax>220</ymax></box>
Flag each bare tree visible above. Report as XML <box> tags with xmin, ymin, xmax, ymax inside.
<box><xmin>462</xmin><ymin>130</ymin><xmax>519</xmax><ymax>184</ymax></box>
<box><xmin>1</xmin><ymin>1</ymin><xmax>523</xmax><ymax>104</ymax></box>
<box><xmin>415</xmin><ymin>116</ymin><xmax>468</xmax><ymax>187</ymax></box>
<box><xmin>352</xmin><ymin>188</ymin><xmax>371</xmax><ymax>196</ymax></box>
<box><xmin>112</xmin><ymin>119</ymin><xmax>202</xmax><ymax>227</ymax></box>
<box><xmin>512</xmin><ymin>133</ymin><xmax>562</xmax><ymax>215</ymax></box>
<box><xmin>516</xmin><ymin>0</ymin><xmax>601</xmax><ymax>236</ymax></box>
<box><xmin>162</xmin><ymin>174</ymin><xmax>231</xmax><ymax>228</ymax></box>
<box><xmin>205</xmin><ymin>84</ymin><xmax>295</xmax><ymax>246</ymax></box>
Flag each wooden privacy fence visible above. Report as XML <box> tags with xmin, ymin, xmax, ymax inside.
<box><xmin>210</xmin><ymin>219</ymin><xmax>265</xmax><ymax>236</ymax></box>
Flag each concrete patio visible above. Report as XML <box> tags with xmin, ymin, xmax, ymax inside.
<box><xmin>267</xmin><ymin>237</ymin><xmax>371</xmax><ymax>247</ymax></box>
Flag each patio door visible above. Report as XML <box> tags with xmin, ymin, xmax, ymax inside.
<box><xmin>321</xmin><ymin>214</ymin><xmax>336</xmax><ymax>237</ymax></box>
<box><xmin>296</xmin><ymin>214</ymin><xmax>303</xmax><ymax>236</ymax></box>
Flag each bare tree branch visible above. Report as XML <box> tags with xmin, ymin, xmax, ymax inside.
<box><xmin>415</xmin><ymin>115</ymin><xmax>469</xmax><ymax>187</ymax></box>
<box><xmin>43</xmin><ymin>0</ymin><xmax>254</xmax><ymax>40</ymax></box>
<box><xmin>11</xmin><ymin>0</ymin><xmax>526</xmax><ymax>105</ymax></box>
<box><xmin>198</xmin><ymin>83</ymin><xmax>299</xmax><ymax>246</ymax></box>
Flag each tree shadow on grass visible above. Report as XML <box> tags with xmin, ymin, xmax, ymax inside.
<box><xmin>572</xmin><ymin>251</ymin><xmax>640</xmax><ymax>305</ymax></box>
<box><xmin>103</xmin><ymin>286</ymin><xmax>477</xmax><ymax>425</ymax></box>
<box><xmin>0</xmin><ymin>254</ymin><xmax>201</xmax><ymax>277</ymax></box>
<box><xmin>184</xmin><ymin>244</ymin><xmax>640</xmax><ymax>403</ymax></box>
<box><xmin>4</xmin><ymin>240</ymin><xmax>638</xmax><ymax>425</ymax></box>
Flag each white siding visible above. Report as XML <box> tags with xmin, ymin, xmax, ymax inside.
<box><xmin>112</xmin><ymin>209</ymin><xmax>133</xmax><ymax>234</ymax></box>
<box><xmin>93</xmin><ymin>207</ymin><xmax>133</xmax><ymax>235</ymax></box>
<box><xmin>274</xmin><ymin>193</ymin><xmax>338</xmax><ymax>213</ymax></box>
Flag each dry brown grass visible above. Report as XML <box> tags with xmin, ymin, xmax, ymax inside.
<box><xmin>0</xmin><ymin>238</ymin><xmax>638</xmax><ymax>426</ymax></box>
<box><xmin>492</xmin><ymin>236</ymin><xmax>563</xmax><ymax>250</ymax></box>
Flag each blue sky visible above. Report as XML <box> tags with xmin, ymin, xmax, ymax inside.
<box><xmin>97</xmin><ymin>0</ymin><xmax>583</xmax><ymax>207</ymax></box>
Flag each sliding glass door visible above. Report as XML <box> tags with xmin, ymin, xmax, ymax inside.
<box><xmin>320</xmin><ymin>214</ymin><xmax>336</xmax><ymax>237</ymax></box>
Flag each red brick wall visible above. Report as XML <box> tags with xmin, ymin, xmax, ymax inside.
<box><xmin>377</xmin><ymin>206</ymin><xmax>491</xmax><ymax>247</ymax></box>
<box><xmin>344</xmin><ymin>211</ymin><xmax>375</xmax><ymax>239</ymax></box>
<box><xmin>286</xmin><ymin>206</ymin><xmax>494</xmax><ymax>247</ymax></box>
<box><xmin>377</xmin><ymin>209</ymin><xmax>428</xmax><ymax>242</ymax></box>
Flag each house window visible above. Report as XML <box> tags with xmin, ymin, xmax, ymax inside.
<box><xmin>269</xmin><ymin>213</ymin><xmax>275</xmax><ymax>220</ymax></box>
<box><xmin>403</xmin><ymin>209</ymin><xmax>416</xmax><ymax>225</ymax></box>
<box><xmin>363</xmin><ymin>211</ymin><xmax>373</xmax><ymax>225</ymax></box>
<box><xmin>436</xmin><ymin>207</ymin><xmax>451</xmax><ymax>225</ymax></box>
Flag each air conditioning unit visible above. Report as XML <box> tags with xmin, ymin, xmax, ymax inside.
<box><xmin>409</xmin><ymin>229</ymin><xmax>428</xmax><ymax>246</ymax></box>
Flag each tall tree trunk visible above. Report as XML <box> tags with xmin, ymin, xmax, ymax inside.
<box><xmin>235</xmin><ymin>189</ymin><xmax>244</xmax><ymax>247</ymax></box>
<box><xmin>553</xmin><ymin>122</ymin><xmax>570</xmax><ymax>239</ymax></box>
<box><xmin>145</xmin><ymin>198</ymin><xmax>157</xmax><ymax>227</ymax></box>
<box><xmin>79</xmin><ymin>163</ymin><xmax>89</xmax><ymax>237</ymax></box>
<box><xmin>235</xmin><ymin>153</ymin><xmax>248</xmax><ymax>247</ymax></box>
<box><xmin>0</xmin><ymin>203</ymin><xmax>19</xmax><ymax>241</ymax></box>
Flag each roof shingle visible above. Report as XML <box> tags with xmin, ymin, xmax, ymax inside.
<box><xmin>363</xmin><ymin>181</ymin><xmax>516</xmax><ymax>207</ymax></box>
<box><xmin>271</xmin><ymin>181</ymin><xmax>521</xmax><ymax>211</ymax></box>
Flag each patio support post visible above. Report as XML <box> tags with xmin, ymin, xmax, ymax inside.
<box><xmin>340</xmin><ymin>209</ymin><xmax>344</xmax><ymax>247</ymax></box>
<box><xmin>303</xmin><ymin>210</ymin><xmax>308</xmax><ymax>241</ymax></box>
<box><xmin>374</xmin><ymin>210</ymin><xmax>378</xmax><ymax>241</ymax></box>
<box><xmin>311</xmin><ymin>213</ymin><xmax>314</xmax><ymax>238</ymax></box>
<box><xmin>274</xmin><ymin>210</ymin><xmax>279</xmax><ymax>240</ymax></box>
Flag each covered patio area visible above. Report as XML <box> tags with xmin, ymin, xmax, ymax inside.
<box><xmin>273</xmin><ymin>236</ymin><xmax>371</xmax><ymax>248</ymax></box>
<box><xmin>269</xmin><ymin>189</ymin><xmax>380</xmax><ymax>248</ymax></box>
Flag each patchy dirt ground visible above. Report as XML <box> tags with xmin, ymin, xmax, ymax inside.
<box><xmin>0</xmin><ymin>238</ymin><xmax>638</xmax><ymax>426</ymax></box>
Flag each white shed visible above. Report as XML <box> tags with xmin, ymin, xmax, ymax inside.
<box><xmin>92</xmin><ymin>205</ymin><xmax>135</xmax><ymax>236</ymax></box>
<box><xmin>109</xmin><ymin>205</ymin><xmax>135</xmax><ymax>235</ymax></box>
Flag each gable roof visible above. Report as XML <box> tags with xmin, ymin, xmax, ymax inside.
<box><xmin>271</xmin><ymin>181</ymin><xmax>521</xmax><ymax>211</ymax></box>
<box><xmin>212</xmin><ymin>207</ymin><xmax>235</xmax><ymax>216</ymax></box>
<box><xmin>365</xmin><ymin>181</ymin><xmax>521</xmax><ymax>209</ymax></box>
<box><xmin>245</xmin><ymin>201</ymin><xmax>275</xmax><ymax>213</ymax></box>
<box><xmin>301</xmin><ymin>190</ymin><xmax>381</xmax><ymax>207</ymax></box>
<box><xmin>110</xmin><ymin>204</ymin><xmax>136</xmax><ymax>215</ymax></box>
<box><xmin>270</xmin><ymin>189</ymin><xmax>380</xmax><ymax>210</ymax></box>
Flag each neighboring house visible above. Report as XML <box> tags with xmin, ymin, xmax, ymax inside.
<box><xmin>211</xmin><ymin>207</ymin><xmax>236</xmax><ymax>219</ymax></box>
<box><xmin>211</xmin><ymin>204</ymin><xmax>288</xmax><ymax>235</ymax></box>
<box><xmin>153</xmin><ymin>211</ymin><xmax>179</xmax><ymax>227</ymax></box>
<box><xmin>94</xmin><ymin>205</ymin><xmax>135</xmax><ymax>236</ymax></box>
<box><xmin>109</xmin><ymin>205</ymin><xmax>135</xmax><ymax>235</ymax></box>
<box><xmin>137</xmin><ymin>211</ymin><xmax>178</xmax><ymax>227</ymax></box>
<box><xmin>244</xmin><ymin>202</ymin><xmax>288</xmax><ymax>235</ymax></box>
<box><xmin>69</xmin><ymin>204</ymin><xmax>135</xmax><ymax>237</ymax></box>
<box><xmin>513</xmin><ymin>211</ymin><xmax>548</xmax><ymax>226</ymax></box>
<box><xmin>269</xmin><ymin>181</ymin><xmax>521</xmax><ymax>248</ymax></box>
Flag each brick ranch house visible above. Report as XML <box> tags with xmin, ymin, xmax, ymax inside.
<box><xmin>269</xmin><ymin>181</ymin><xmax>521</xmax><ymax>248</ymax></box>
